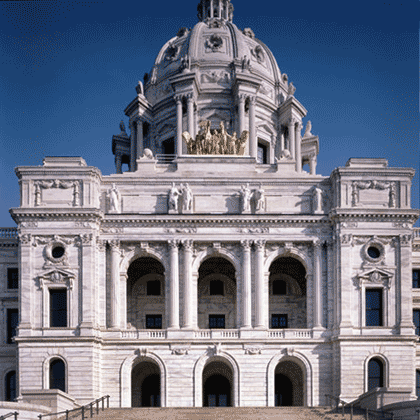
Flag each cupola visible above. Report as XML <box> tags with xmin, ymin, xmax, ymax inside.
<box><xmin>197</xmin><ymin>0</ymin><xmax>234</xmax><ymax>22</ymax></box>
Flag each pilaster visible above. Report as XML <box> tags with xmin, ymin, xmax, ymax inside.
<box><xmin>109</xmin><ymin>240</ymin><xmax>120</xmax><ymax>329</ymax></box>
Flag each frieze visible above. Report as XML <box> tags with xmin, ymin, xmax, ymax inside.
<box><xmin>239</xmin><ymin>228</ymin><xmax>269</xmax><ymax>234</ymax></box>
<box><xmin>200</xmin><ymin>71</ymin><xmax>230</xmax><ymax>85</ymax></box>
<box><xmin>21</xmin><ymin>222</ymin><xmax>38</xmax><ymax>228</ymax></box>
<box><xmin>165</xmin><ymin>228</ymin><xmax>197</xmax><ymax>234</ymax></box>
<box><xmin>100</xmin><ymin>227</ymin><xmax>124</xmax><ymax>234</ymax></box>
<box><xmin>171</xmin><ymin>346</ymin><xmax>190</xmax><ymax>355</ymax></box>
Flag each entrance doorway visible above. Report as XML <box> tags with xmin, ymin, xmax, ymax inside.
<box><xmin>274</xmin><ymin>361</ymin><xmax>304</xmax><ymax>406</ymax></box>
<box><xmin>204</xmin><ymin>374</ymin><xmax>231</xmax><ymax>407</ymax></box>
<box><xmin>131</xmin><ymin>361</ymin><xmax>161</xmax><ymax>407</ymax></box>
<box><xmin>275</xmin><ymin>374</ymin><xmax>293</xmax><ymax>406</ymax></box>
<box><xmin>202</xmin><ymin>361</ymin><xmax>233</xmax><ymax>407</ymax></box>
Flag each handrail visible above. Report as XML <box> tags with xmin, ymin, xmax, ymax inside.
<box><xmin>38</xmin><ymin>395</ymin><xmax>109</xmax><ymax>420</ymax></box>
<box><xmin>0</xmin><ymin>412</ymin><xmax>18</xmax><ymax>420</ymax></box>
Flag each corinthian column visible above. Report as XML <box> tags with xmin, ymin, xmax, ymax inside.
<box><xmin>241</xmin><ymin>240</ymin><xmax>252</xmax><ymax>329</ymax></box>
<box><xmin>167</xmin><ymin>240</ymin><xmax>180</xmax><ymax>329</ymax></box>
<box><xmin>238</xmin><ymin>94</ymin><xmax>246</xmax><ymax>135</ymax></box>
<box><xmin>313</xmin><ymin>239</ymin><xmax>323</xmax><ymax>328</ymax></box>
<box><xmin>175</xmin><ymin>95</ymin><xmax>183</xmax><ymax>156</ymax></box>
<box><xmin>187</xmin><ymin>94</ymin><xmax>195</xmax><ymax>139</ymax></box>
<box><xmin>254</xmin><ymin>240</ymin><xmax>266</xmax><ymax>329</ymax></box>
<box><xmin>109</xmin><ymin>240</ymin><xmax>120</xmax><ymax>329</ymax></box>
<box><xmin>136</xmin><ymin>120</ymin><xmax>144</xmax><ymax>159</ymax></box>
<box><xmin>129</xmin><ymin>121</ymin><xmax>136</xmax><ymax>171</ymax></box>
<box><xmin>288</xmin><ymin>118</ymin><xmax>296</xmax><ymax>160</ymax></box>
<box><xmin>295</xmin><ymin>121</ymin><xmax>302</xmax><ymax>173</ymax></box>
<box><xmin>181</xmin><ymin>240</ymin><xmax>194</xmax><ymax>329</ymax></box>
<box><xmin>249</xmin><ymin>96</ymin><xmax>257</xmax><ymax>159</ymax></box>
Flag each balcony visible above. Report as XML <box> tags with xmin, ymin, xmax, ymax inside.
<box><xmin>116</xmin><ymin>328</ymin><xmax>315</xmax><ymax>340</ymax></box>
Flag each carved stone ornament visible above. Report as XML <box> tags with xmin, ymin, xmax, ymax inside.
<box><xmin>34</xmin><ymin>180</ymin><xmax>81</xmax><ymax>207</ymax></box>
<box><xmin>240</xmin><ymin>184</ymin><xmax>252</xmax><ymax>213</ymax></box>
<box><xmin>183</xmin><ymin>121</ymin><xmax>248</xmax><ymax>156</ymax></box>
<box><xmin>165</xmin><ymin>228</ymin><xmax>197</xmax><ymax>234</ymax></box>
<box><xmin>287</xmin><ymin>83</ymin><xmax>296</xmax><ymax>98</ymax></box>
<box><xmin>165</xmin><ymin>44</ymin><xmax>179</xmax><ymax>62</ymax></box>
<box><xmin>400</xmin><ymin>234</ymin><xmax>412</xmax><ymax>247</ymax></box>
<box><xmin>171</xmin><ymin>346</ymin><xmax>190</xmax><ymax>355</ymax></box>
<box><xmin>18</xmin><ymin>233</ymin><xmax>32</xmax><ymax>245</ymax></box>
<box><xmin>213</xmin><ymin>342</ymin><xmax>222</xmax><ymax>356</ymax></box>
<box><xmin>312</xmin><ymin>186</ymin><xmax>323</xmax><ymax>214</ymax></box>
<box><xmin>44</xmin><ymin>239</ymin><xmax>70</xmax><ymax>266</ymax></box>
<box><xmin>341</xmin><ymin>234</ymin><xmax>353</xmax><ymax>246</ymax></box>
<box><xmin>177</xmin><ymin>27</ymin><xmax>189</xmax><ymax>37</ymax></box>
<box><xmin>351</xmin><ymin>180</ymin><xmax>397</xmax><ymax>208</ymax></box>
<box><xmin>243</xmin><ymin>28</ymin><xmax>255</xmax><ymax>38</ymax></box>
<box><xmin>251</xmin><ymin>45</ymin><xmax>265</xmax><ymax>63</ymax></box>
<box><xmin>136</xmin><ymin>348</ymin><xmax>148</xmax><ymax>357</ymax></box>
<box><xmin>244</xmin><ymin>345</ymin><xmax>262</xmax><ymax>355</ymax></box>
<box><xmin>205</xmin><ymin>34</ymin><xmax>223</xmax><ymax>52</ymax></box>
<box><xmin>355</xmin><ymin>268</ymin><xmax>393</xmax><ymax>290</ymax></box>
<box><xmin>200</xmin><ymin>71</ymin><xmax>230</xmax><ymax>85</ymax></box>
<box><xmin>100</xmin><ymin>227</ymin><xmax>124</xmax><ymax>234</ymax></box>
<box><xmin>168</xmin><ymin>183</ymin><xmax>180</xmax><ymax>214</ymax></box>
<box><xmin>254</xmin><ymin>185</ymin><xmax>265</xmax><ymax>213</ymax></box>
<box><xmin>21</xmin><ymin>222</ymin><xmax>38</xmax><ymax>228</ymax></box>
<box><xmin>303</xmin><ymin>121</ymin><xmax>313</xmax><ymax>138</ymax></box>
<box><xmin>285</xmin><ymin>347</ymin><xmax>295</xmax><ymax>357</ymax></box>
<box><xmin>240</xmin><ymin>228</ymin><xmax>269</xmax><ymax>234</ymax></box>
<box><xmin>107</xmin><ymin>184</ymin><xmax>121</xmax><ymax>214</ymax></box>
<box><xmin>37</xmin><ymin>268</ymin><xmax>75</xmax><ymax>290</ymax></box>
<box><xmin>207</xmin><ymin>19</ymin><xmax>224</xmax><ymax>29</ymax></box>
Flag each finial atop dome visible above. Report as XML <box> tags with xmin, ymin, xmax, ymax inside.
<box><xmin>197</xmin><ymin>0</ymin><xmax>234</xmax><ymax>22</ymax></box>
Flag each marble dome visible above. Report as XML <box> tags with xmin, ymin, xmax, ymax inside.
<box><xmin>144</xmin><ymin>0</ymin><xmax>287</xmax><ymax>107</ymax></box>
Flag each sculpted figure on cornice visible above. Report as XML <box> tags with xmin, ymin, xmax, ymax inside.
<box><xmin>240</xmin><ymin>184</ymin><xmax>252</xmax><ymax>213</ymax></box>
<box><xmin>182</xmin><ymin>120</ymin><xmax>248</xmax><ymax>156</ymax></box>
<box><xmin>254</xmin><ymin>185</ymin><xmax>265</xmax><ymax>213</ymax></box>
<box><xmin>287</xmin><ymin>82</ymin><xmax>296</xmax><ymax>98</ymax></box>
<box><xmin>181</xmin><ymin>183</ymin><xmax>193</xmax><ymax>213</ymax></box>
<box><xmin>243</xmin><ymin>28</ymin><xmax>255</xmax><ymax>39</ymax></box>
<box><xmin>107</xmin><ymin>183</ymin><xmax>121</xmax><ymax>214</ymax></box>
<box><xmin>168</xmin><ymin>183</ymin><xmax>180</xmax><ymax>213</ymax></box>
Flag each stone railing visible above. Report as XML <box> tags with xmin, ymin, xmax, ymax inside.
<box><xmin>120</xmin><ymin>330</ymin><xmax>167</xmax><ymax>339</ymax></box>
<box><xmin>0</xmin><ymin>228</ymin><xmax>18</xmax><ymax>240</ymax></box>
<box><xmin>414</xmin><ymin>228</ymin><xmax>420</xmax><ymax>240</ymax></box>
<box><xmin>268</xmin><ymin>329</ymin><xmax>313</xmax><ymax>339</ymax></box>
<box><xmin>193</xmin><ymin>330</ymin><xmax>240</xmax><ymax>339</ymax></box>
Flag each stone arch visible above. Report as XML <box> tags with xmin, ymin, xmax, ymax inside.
<box><xmin>264</xmin><ymin>248</ymin><xmax>311</xmax><ymax>276</ymax></box>
<box><xmin>120</xmin><ymin>351</ymin><xmax>167</xmax><ymax>407</ymax></box>
<box><xmin>121</xmin><ymin>247</ymin><xmax>168</xmax><ymax>275</ymax></box>
<box><xmin>267</xmin><ymin>351</ymin><xmax>313</xmax><ymax>407</ymax></box>
<box><xmin>3</xmin><ymin>368</ymin><xmax>16</xmax><ymax>402</ymax></box>
<box><xmin>364</xmin><ymin>353</ymin><xmax>389</xmax><ymax>391</ymax></box>
<box><xmin>193</xmin><ymin>351</ymin><xmax>240</xmax><ymax>407</ymax></box>
<box><xmin>192</xmin><ymin>248</ymin><xmax>240</xmax><ymax>277</ymax></box>
<box><xmin>42</xmin><ymin>355</ymin><xmax>68</xmax><ymax>392</ymax></box>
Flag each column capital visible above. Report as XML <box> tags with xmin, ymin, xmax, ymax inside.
<box><xmin>296</xmin><ymin>121</ymin><xmax>303</xmax><ymax>131</ymax></box>
<box><xmin>168</xmin><ymin>239</ymin><xmax>180</xmax><ymax>249</ymax></box>
<box><xmin>174</xmin><ymin>94</ymin><xmax>184</xmax><ymax>104</ymax></box>
<box><xmin>108</xmin><ymin>239</ymin><xmax>120</xmax><ymax>250</ymax></box>
<box><xmin>313</xmin><ymin>238</ymin><xmax>323</xmax><ymax>249</ymax></box>
<box><xmin>288</xmin><ymin>117</ymin><xmax>298</xmax><ymax>126</ymax></box>
<box><xmin>241</xmin><ymin>239</ymin><xmax>252</xmax><ymax>250</ymax></box>
<box><xmin>185</xmin><ymin>92</ymin><xmax>194</xmax><ymax>102</ymax></box>
<box><xmin>249</xmin><ymin>95</ymin><xmax>257</xmax><ymax>105</ymax></box>
<box><xmin>254</xmin><ymin>240</ymin><xmax>266</xmax><ymax>250</ymax></box>
<box><xmin>181</xmin><ymin>239</ymin><xmax>193</xmax><ymax>250</ymax></box>
<box><xmin>238</xmin><ymin>93</ymin><xmax>247</xmax><ymax>103</ymax></box>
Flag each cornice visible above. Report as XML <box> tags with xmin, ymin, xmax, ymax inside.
<box><xmin>329</xmin><ymin>208</ymin><xmax>420</xmax><ymax>224</ymax></box>
<box><xmin>15</xmin><ymin>167</ymin><xmax>103</xmax><ymax>181</ymax></box>
<box><xmin>9</xmin><ymin>208</ymin><xmax>104</xmax><ymax>223</ymax></box>
<box><xmin>330</xmin><ymin>167</ymin><xmax>416</xmax><ymax>180</ymax></box>
<box><xmin>102</xmin><ymin>214</ymin><xmax>332</xmax><ymax>228</ymax></box>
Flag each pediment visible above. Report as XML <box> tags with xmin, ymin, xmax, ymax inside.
<box><xmin>37</xmin><ymin>268</ymin><xmax>75</xmax><ymax>290</ymax></box>
<box><xmin>355</xmin><ymin>268</ymin><xmax>393</xmax><ymax>289</ymax></box>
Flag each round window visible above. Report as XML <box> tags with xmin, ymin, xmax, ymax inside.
<box><xmin>52</xmin><ymin>246</ymin><xmax>65</xmax><ymax>259</ymax></box>
<box><xmin>367</xmin><ymin>246</ymin><xmax>381</xmax><ymax>260</ymax></box>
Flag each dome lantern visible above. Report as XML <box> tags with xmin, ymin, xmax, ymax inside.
<box><xmin>197</xmin><ymin>0</ymin><xmax>234</xmax><ymax>22</ymax></box>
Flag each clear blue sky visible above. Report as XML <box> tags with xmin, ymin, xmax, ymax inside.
<box><xmin>0</xmin><ymin>0</ymin><xmax>418</xmax><ymax>227</ymax></box>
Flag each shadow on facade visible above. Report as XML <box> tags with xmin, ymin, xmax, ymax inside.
<box><xmin>203</xmin><ymin>360</ymin><xmax>233</xmax><ymax>407</ymax></box>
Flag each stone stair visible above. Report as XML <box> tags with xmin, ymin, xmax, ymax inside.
<box><xmin>88</xmin><ymin>407</ymin><xmax>368</xmax><ymax>420</ymax></box>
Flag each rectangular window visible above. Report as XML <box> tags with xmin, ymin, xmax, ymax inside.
<box><xmin>413</xmin><ymin>310</ymin><xmax>420</xmax><ymax>336</ymax></box>
<box><xmin>366</xmin><ymin>289</ymin><xmax>383</xmax><ymax>327</ymax></box>
<box><xmin>146</xmin><ymin>315</ymin><xmax>162</xmax><ymax>329</ymax></box>
<box><xmin>257</xmin><ymin>143</ymin><xmax>268</xmax><ymax>164</ymax></box>
<box><xmin>50</xmin><ymin>289</ymin><xmax>67</xmax><ymax>328</ymax></box>
<box><xmin>7</xmin><ymin>268</ymin><xmax>18</xmax><ymax>290</ymax></box>
<box><xmin>209</xmin><ymin>315</ymin><xmax>225</xmax><ymax>329</ymax></box>
<box><xmin>413</xmin><ymin>270</ymin><xmax>420</xmax><ymax>289</ymax></box>
<box><xmin>7</xmin><ymin>309</ymin><xmax>18</xmax><ymax>344</ymax></box>
<box><xmin>417</xmin><ymin>370</ymin><xmax>420</xmax><ymax>398</ymax></box>
<box><xmin>271</xmin><ymin>314</ymin><xmax>288</xmax><ymax>329</ymax></box>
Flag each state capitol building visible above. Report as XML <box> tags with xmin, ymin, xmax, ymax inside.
<box><xmin>0</xmin><ymin>0</ymin><xmax>419</xmax><ymax>417</ymax></box>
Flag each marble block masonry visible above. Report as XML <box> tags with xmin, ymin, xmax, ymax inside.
<box><xmin>0</xmin><ymin>0</ymin><xmax>419</xmax><ymax>415</ymax></box>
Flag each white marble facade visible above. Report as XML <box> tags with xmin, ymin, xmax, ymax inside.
<box><xmin>0</xmin><ymin>0</ymin><xmax>419</xmax><ymax>411</ymax></box>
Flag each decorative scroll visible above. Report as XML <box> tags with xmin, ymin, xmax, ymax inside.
<box><xmin>351</xmin><ymin>181</ymin><xmax>397</xmax><ymax>208</ymax></box>
<box><xmin>34</xmin><ymin>180</ymin><xmax>80</xmax><ymax>207</ymax></box>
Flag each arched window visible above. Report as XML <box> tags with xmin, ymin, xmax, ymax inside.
<box><xmin>5</xmin><ymin>371</ymin><xmax>16</xmax><ymax>401</ymax></box>
<box><xmin>368</xmin><ymin>358</ymin><xmax>384</xmax><ymax>391</ymax></box>
<box><xmin>50</xmin><ymin>359</ymin><xmax>66</xmax><ymax>392</ymax></box>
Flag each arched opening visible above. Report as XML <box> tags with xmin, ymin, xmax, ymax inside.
<box><xmin>5</xmin><ymin>371</ymin><xmax>16</xmax><ymax>401</ymax></box>
<box><xmin>275</xmin><ymin>361</ymin><xmax>304</xmax><ymax>406</ymax></box>
<box><xmin>269</xmin><ymin>257</ymin><xmax>307</xmax><ymax>329</ymax></box>
<box><xmin>368</xmin><ymin>358</ymin><xmax>384</xmax><ymax>391</ymax></box>
<box><xmin>132</xmin><ymin>361</ymin><xmax>161</xmax><ymax>407</ymax></box>
<box><xmin>198</xmin><ymin>257</ymin><xmax>236</xmax><ymax>329</ymax></box>
<box><xmin>203</xmin><ymin>361</ymin><xmax>233</xmax><ymax>407</ymax></box>
<box><xmin>127</xmin><ymin>257</ymin><xmax>165</xmax><ymax>330</ymax></box>
<box><xmin>49</xmin><ymin>358</ymin><xmax>66</xmax><ymax>392</ymax></box>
